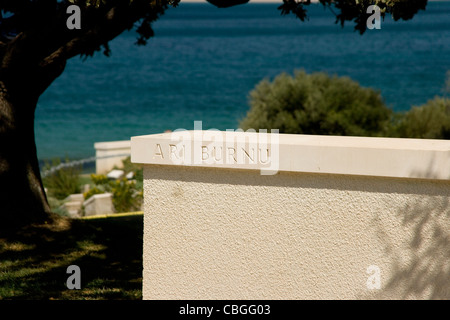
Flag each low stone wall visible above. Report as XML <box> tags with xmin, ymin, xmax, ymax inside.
<box><xmin>94</xmin><ymin>140</ymin><xmax>131</xmax><ymax>174</ymax></box>
<box><xmin>83</xmin><ymin>193</ymin><xmax>115</xmax><ymax>217</ymax></box>
<box><xmin>131</xmin><ymin>131</ymin><xmax>450</xmax><ymax>300</ymax></box>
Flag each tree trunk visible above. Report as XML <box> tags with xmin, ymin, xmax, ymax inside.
<box><xmin>0</xmin><ymin>82</ymin><xmax>55</xmax><ymax>231</ymax></box>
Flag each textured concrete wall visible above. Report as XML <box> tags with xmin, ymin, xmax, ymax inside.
<box><xmin>133</xmin><ymin>131</ymin><xmax>450</xmax><ymax>300</ymax></box>
<box><xmin>142</xmin><ymin>165</ymin><xmax>449</xmax><ymax>300</ymax></box>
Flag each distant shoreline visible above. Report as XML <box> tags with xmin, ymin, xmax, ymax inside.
<box><xmin>180</xmin><ymin>0</ymin><xmax>448</xmax><ymax>2</ymax></box>
<box><xmin>180</xmin><ymin>0</ymin><xmax>319</xmax><ymax>2</ymax></box>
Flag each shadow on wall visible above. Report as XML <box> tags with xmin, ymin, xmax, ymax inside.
<box><xmin>372</xmin><ymin>191</ymin><xmax>450</xmax><ymax>299</ymax></box>
<box><xmin>389</xmin><ymin>154</ymin><xmax>450</xmax><ymax>299</ymax></box>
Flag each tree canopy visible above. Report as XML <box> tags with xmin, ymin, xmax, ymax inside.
<box><xmin>394</xmin><ymin>97</ymin><xmax>450</xmax><ymax>139</ymax></box>
<box><xmin>240</xmin><ymin>70</ymin><xmax>392</xmax><ymax>136</ymax></box>
<box><xmin>278</xmin><ymin>0</ymin><xmax>428</xmax><ymax>34</ymax></box>
<box><xmin>240</xmin><ymin>70</ymin><xmax>450</xmax><ymax>139</ymax></box>
<box><xmin>0</xmin><ymin>1</ymin><xmax>429</xmax><ymax>62</ymax></box>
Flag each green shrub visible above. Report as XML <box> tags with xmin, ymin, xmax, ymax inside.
<box><xmin>110</xmin><ymin>178</ymin><xmax>143</xmax><ymax>213</ymax></box>
<box><xmin>239</xmin><ymin>70</ymin><xmax>393</xmax><ymax>137</ymax></box>
<box><xmin>393</xmin><ymin>97</ymin><xmax>450</xmax><ymax>139</ymax></box>
<box><xmin>83</xmin><ymin>186</ymin><xmax>106</xmax><ymax>201</ymax></box>
<box><xmin>42</xmin><ymin>158</ymin><xmax>81</xmax><ymax>200</ymax></box>
<box><xmin>90</xmin><ymin>174</ymin><xmax>110</xmax><ymax>186</ymax></box>
<box><xmin>119</xmin><ymin>156</ymin><xmax>143</xmax><ymax>185</ymax></box>
<box><xmin>85</xmin><ymin>173</ymin><xmax>143</xmax><ymax>213</ymax></box>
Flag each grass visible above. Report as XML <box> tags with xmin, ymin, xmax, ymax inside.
<box><xmin>0</xmin><ymin>213</ymin><xmax>143</xmax><ymax>300</ymax></box>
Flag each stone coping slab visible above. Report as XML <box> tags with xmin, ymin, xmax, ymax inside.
<box><xmin>131</xmin><ymin>131</ymin><xmax>450</xmax><ymax>180</ymax></box>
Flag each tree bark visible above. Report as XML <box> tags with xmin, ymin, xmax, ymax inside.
<box><xmin>0</xmin><ymin>68</ymin><xmax>64</xmax><ymax>231</ymax></box>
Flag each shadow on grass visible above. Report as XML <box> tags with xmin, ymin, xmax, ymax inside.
<box><xmin>0</xmin><ymin>214</ymin><xmax>143</xmax><ymax>300</ymax></box>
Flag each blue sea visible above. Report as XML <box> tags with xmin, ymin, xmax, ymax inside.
<box><xmin>35</xmin><ymin>2</ymin><xmax>450</xmax><ymax>162</ymax></box>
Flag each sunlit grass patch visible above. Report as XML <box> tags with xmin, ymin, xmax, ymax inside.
<box><xmin>0</xmin><ymin>214</ymin><xmax>143</xmax><ymax>300</ymax></box>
